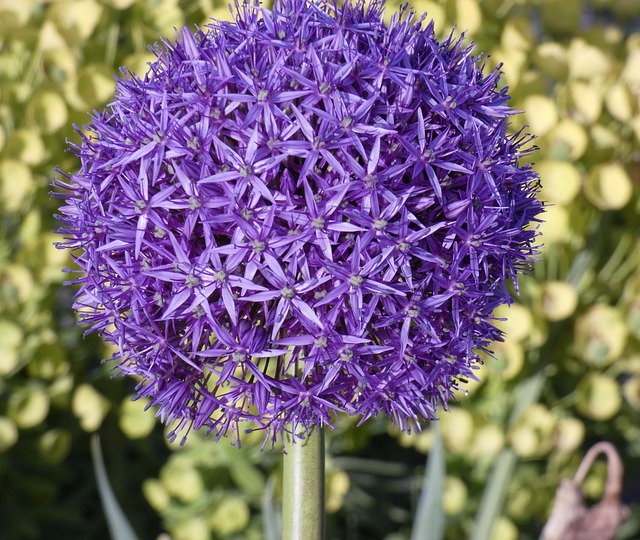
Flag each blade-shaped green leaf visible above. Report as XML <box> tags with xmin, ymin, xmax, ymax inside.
<box><xmin>411</xmin><ymin>422</ymin><xmax>445</xmax><ymax>540</ymax></box>
<box><xmin>470</xmin><ymin>448</ymin><xmax>518</xmax><ymax>540</ymax></box>
<box><xmin>470</xmin><ymin>373</ymin><xmax>546</xmax><ymax>540</ymax></box>
<box><xmin>90</xmin><ymin>435</ymin><xmax>139</xmax><ymax>540</ymax></box>
<box><xmin>262</xmin><ymin>474</ymin><xmax>281</xmax><ymax>540</ymax></box>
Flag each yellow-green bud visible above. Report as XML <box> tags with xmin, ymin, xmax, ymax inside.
<box><xmin>545</xmin><ymin>119</ymin><xmax>588</xmax><ymax>161</ymax></box>
<box><xmin>533</xmin><ymin>42</ymin><xmax>568</xmax><ymax>79</ymax></box>
<box><xmin>536</xmin><ymin>161</ymin><xmax>581</xmax><ymax>205</ymax></box>
<box><xmin>581</xmin><ymin>461</ymin><xmax>606</xmax><ymax>500</ymax></box>
<box><xmin>501</xmin><ymin>18</ymin><xmax>534</xmax><ymax>51</ymax></box>
<box><xmin>567</xmin><ymin>38</ymin><xmax>611</xmax><ymax>80</ymax></box>
<box><xmin>443</xmin><ymin>476</ymin><xmax>468</xmax><ymax>515</ymax></box>
<box><xmin>575</xmin><ymin>304</ymin><xmax>628</xmax><ymax>366</ymax></box>
<box><xmin>142</xmin><ymin>479</ymin><xmax>171</xmax><ymax>512</ymax></box>
<box><xmin>623</xmin><ymin>375</ymin><xmax>640</xmax><ymax>410</ymax></box>
<box><xmin>0</xmin><ymin>159</ymin><xmax>34</xmax><ymax>212</ymax></box>
<box><xmin>540</xmin><ymin>281</ymin><xmax>578</xmax><ymax>321</ymax></box>
<box><xmin>5</xmin><ymin>128</ymin><xmax>47</xmax><ymax>166</ymax></box>
<box><xmin>553</xmin><ymin>417</ymin><xmax>585</xmax><ymax>453</ymax></box>
<box><xmin>119</xmin><ymin>396</ymin><xmax>156</xmax><ymax>439</ymax></box>
<box><xmin>48</xmin><ymin>0</ymin><xmax>103</xmax><ymax>44</ymax></box>
<box><xmin>77</xmin><ymin>65</ymin><xmax>116</xmax><ymax>108</ymax></box>
<box><xmin>490</xmin><ymin>46</ymin><xmax>526</xmax><ymax>88</ymax></box>
<box><xmin>505</xmin><ymin>486</ymin><xmax>535</xmax><ymax>521</ymax></box>
<box><xmin>18</xmin><ymin>209</ymin><xmax>41</xmax><ymax>245</ymax></box>
<box><xmin>493</xmin><ymin>303</ymin><xmax>533</xmax><ymax>343</ymax></box>
<box><xmin>413</xmin><ymin>429</ymin><xmax>433</xmax><ymax>454</ymax></box>
<box><xmin>8</xmin><ymin>386</ymin><xmax>50</xmax><ymax>429</ymax></box>
<box><xmin>38</xmin><ymin>429</ymin><xmax>72</xmax><ymax>464</ymax></box>
<box><xmin>509</xmin><ymin>424</ymin><xmax>538</xmax><ymax>457</ymax></box>
<box><xmin>0</xmin><ymin>0</ymin><xmax>33</xmax><ymax>29</ymax></box>
<box><xmin>469</xmin><ymin>423</ymin><xmax>505</xmax><ymax>458</ymax></box>
<box><xmin>42</xmin><ymin>46</ymin><xmax>78</xmax><ymax>85</ymax></box>
<box><xmin>27</xmin><ymin>343</ymin><xmax>69</xmax><ymax>380</ymax></box>
<box><xmin>589</xmin><ymin>123</ymin><xmax>621</xmax><ymax>162</ymax></box>
<box><xmin>0</xmin><ymin>416</ymin><xmax>19</xmax><ymax>451</ymax></box>
<box><xmin>72</xmin><ymin>383</ymin><xmax>110</xmax><ymax>432</ymax></box>
<box><xmin>537</xmin><ymin>205</ymin><xmax>570</xmax><ymax>246</ymax></box>
<box><xmin>584</xmin><ymin>163</ymin><xmax>632</xmax><ymax>211</ymax></box>
<box><xmin>144</xmin><ymin>0</ymin><xmax>184</xmax><ymax>36</ymax></box>
<box><xmin>605</xmin><ymin>83</ymin><xmax>634</xmax><ymax>122</ymax></box>
<box><xmin>30</xmin><ymin>91</ymin><xmax>68</xmax><ymax>134</ymax></box>
<box><xmin>160</xmin><ymin>459</ymin><xmax>204</xmax><ymax>503</ymax></box>
<box><xmin>576</xmin><ymin>373</ymin><xmax>621</xmax><ymax>421</ymax></box>
<box><xmin>3</xmin><ymin>264</ymin><xmax>35</xmax><ymax>304</ymax></box>
<box><xmin>0</xmin><ymin>319</ymin><xmax>23</xmax><ymax>351</ymax></box>
<box><xmin>326</xmin><ymin>470</ymin><xmax>350</xmax><ymax>513</ymax></box>
<box><xmin>490</xmin><ymin>516</ymin><xmax>518</xmax><ymax>540</ymax></box>
<box><xmin>208</xmin><ymin>496</ymin><xmax>251</xmax><ymax>534</ymax></box>
<box><xmin>451</xmin><ymin>0</ymin><xmax>482</xmax><ymax>36</ymax></box>
<box><xmin>414</xmin><ymin>1</ymin><xmax>445</xmax><ymax>34</ymax></box>
<box><xmin>440</xmin><ymin>407</ymin><xmax>474</xmax><ymax>454</ymax></box>
<box><xmin>48</xmin><ymin>374</ymin><xmax>74</xmax><ymax>409</ymax></box>
<box><xmin>509</xmin><ymin>404</ymin><xmax>556</xmax><ymax>457</ymax></box>
<box><xmin>621</xmin><ymin>45</ymin><xmax>640</xmax><ymax>90</ymax></box>
<box><xmin>0</xmin><ymin>347</ymin><xmax>19</xmax><ymax>376</ymax></box>
<box><xmin>493</xmin><ymin>340</ymin><xmax>525</xmax><ymax>380</ymax></box>
<box><xmin>523</xmin><ymin>95</ymin><xmax>558</xmax><ymax>137</ymax></box>
<box><xmin>40</xmin><ymin>232</ymin><xmax>72</xmax><ymax>283</ymax></box>
<box><xmin>122</xmin><ymin>53</ymin><xmax>156</xmax><ymax>78</ymax></box>
<box><xmin>568</xmin><ymin>81</ymin><xmax>602</xmax><ymax>124</ymax></box>
<box><xmin>169</xmin><ymin>517</ymin><xmax>210</xmax><ymax>540</ymax></box>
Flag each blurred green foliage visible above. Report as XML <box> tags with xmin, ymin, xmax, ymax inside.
<box><xmin>1</xmin><ymin>0</ymin><xmax>639</xmax><ymax>539</ymax></box>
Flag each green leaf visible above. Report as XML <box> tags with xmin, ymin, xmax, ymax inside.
<box><xmin>411</xmin><ymin>422</ymin><xmax>445</xmax><ymax>540</ymax></box>
<box><xmin>229</xmin><ymin>457</ymin><xmax>266</xmax><ymax>498</ymax></box>
<box><xmin>469</xmin><ymin>449</ymin><xmax>518</xmax><ymax>540</ymax></box>
<box><xmin>470</xmin><ymin>373</ymin><xmax>546</xmax><ymax>540</ymax></box>
<box><xmin>261</xmin><ymin>475</ymin><xmax>281</xmax><ymax>540</ymax></box>
<box><xmin>90</xmin><ymin>435</ymin><xmax>139</xmax><ymax>540</ymax></box>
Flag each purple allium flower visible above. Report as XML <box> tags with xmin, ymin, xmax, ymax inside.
<box><xmin>55</xmin><ymin>0</ymin><xmax>542</xmax><ymax>447</ymax></box>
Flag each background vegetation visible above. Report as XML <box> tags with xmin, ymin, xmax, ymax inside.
<box><xmin>0</xmin><ymin>0</ymin><xmax>639</xmax><ymax>539</ymax></box>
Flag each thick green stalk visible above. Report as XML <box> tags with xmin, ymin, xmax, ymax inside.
<box><xmin>282</xmin><ymin>426</ymin><xmax>325</xmax><ymax>540</ymax></box>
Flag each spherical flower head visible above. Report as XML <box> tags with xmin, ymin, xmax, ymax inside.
<box><xmin>55</xmin><ymin>0</ymin><xmax>542</xmax><ymax>447</ymax></box>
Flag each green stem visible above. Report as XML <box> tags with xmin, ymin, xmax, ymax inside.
<box><xmin>282</xmin><ymin>425</ymin><xmax>325</xmax><ymax>540</ymax></box>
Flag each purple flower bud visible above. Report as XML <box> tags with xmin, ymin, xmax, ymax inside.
<box><xmin>54</xmin><ymin>0</ymin><xmax>542</xmax><ymax>447</ymax></box>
